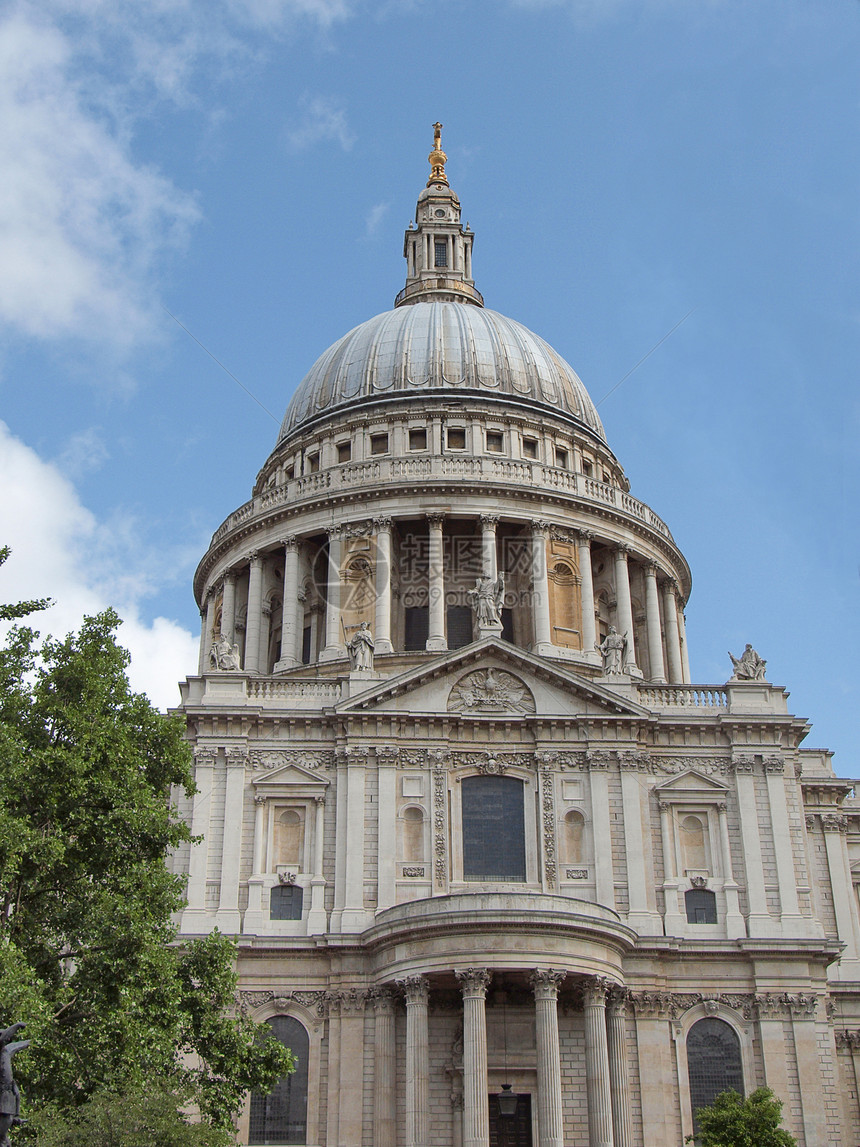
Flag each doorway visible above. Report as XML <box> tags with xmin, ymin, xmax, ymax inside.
<box><xmin>488</xmin><ymin>1093</ymin><xmax>532</xmax><ymax>1147</ymax></box>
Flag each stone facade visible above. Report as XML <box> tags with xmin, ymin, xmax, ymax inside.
<box><xmin>173</xmin><ymin>130</ymin><xmax>860</xmax><ymax>1146</ymax></box>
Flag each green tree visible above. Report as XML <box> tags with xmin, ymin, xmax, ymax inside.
<box><xmin>687</xmin><ymin>1087</ymin><xmax>797</xmax><ymax>1147</ymax></box>
<box><xmin>0</xmin><ymin>554</ymin><xmax>292</xmax><ymax>1133</ymax></box>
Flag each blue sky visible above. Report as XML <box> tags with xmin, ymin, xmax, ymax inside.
<box><xmin>0</xmin><ymin>0</ymin><xmax>857</xmax><ymax>771</ymax></box>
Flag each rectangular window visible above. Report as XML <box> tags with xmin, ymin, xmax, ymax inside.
<box><xmin>409</xmin><ymin>428</ymin><xmax>427</xmax><ymax>451</ymax></box>
<box><xmin>370</xmin><ymin>433</ymin><xmax>389</xmax><ymax>455</ymax></box>
<box><xmin>522</xmin><ymin>437</ymin><xmax>538</xmax><ymax>459</ymax></box>
<box><xmin>486</xmin><ymin>431</ymin><xmax>504</xmax><ymax>453</ymax></box>
<box><xmin>447</xmin><ymin>427</ymin><xmax>466</xmax><ymax>450</ymax></box>
<box><xmin>270</xmin><ymin>884</ymin><xmax>303</xmax><ymax>920</ymax></box>
<box><xmin>447</xmin><ymin>605</ymin><xmax>473</xmax><ymax>649</ymax></box>
<box><xmin>404</xmin><ymin>606</ymin><xmax>429</xmax><ymax>650</ymax></box>
<box><xmin>301</xmin><ymin>626</ymin><xmax>312</xmax><ymax>665</ymax></box>
<box><xmin>434</xmin><ymin>240</ymin><xmax>448</xmax><ymax>268</ymax></box>
<box><xmin>337</xmin><ymin>441</ymin><xmax>352</xmax><ymax>463</ymax></box>
<box><xmin>307</xmin><ymin>453</ymin><xmax>320</xmax><ymax>473</ymax></box>
<box><xmin>582</xmin><ymin>459</ymin><xmax>593</xmax><ymax>477</ymax></box>
<box><xmin>462</xmin><ymin>775</ymin><xmax>526</xmax><ymax>881</ymax></box>
<box><xmin>285</xmin><ymin>466</ymin><xmax>294</xmax><ymax>480</ymax></box>
<box><xmin>555</xmin><ymin>448</ymin><xmax>568</xmax><ymax>469</ymax></box>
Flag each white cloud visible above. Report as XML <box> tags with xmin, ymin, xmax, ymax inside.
<box><xmin>0</xmin><ymin>421</ymin><xmax>199</xmax><ymax>710</ymax></box>
<box><xmin>55</xmin><ymin>428</ymin><xmax>110</xmax><ymax>479</ymax></box>
<box><xmin>364</xmin><ymin>201</ymin><xmax>390</xmax><ymax>237</ymax></box>
<box><xmin>287</xmin><ymin>94</ymin><xmax>355</xmax><ymax>151</ymax></box>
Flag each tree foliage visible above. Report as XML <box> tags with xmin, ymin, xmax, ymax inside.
<box><xmin>687</xmin><ymin>1087</ymin><xmax>797</xmax><ymax>1147</ymax></box>
<box><xmin>0</xmin><ymin>558</ymin><xmax>292</xmax><ymax>1135</ymax></box>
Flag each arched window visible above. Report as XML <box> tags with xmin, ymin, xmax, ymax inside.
<box><xmin>681</xmin><ymin>814</ymin><xmax>708</xmax><ymax>872</ymax></box>
<box><xmin>686</xmin><ymin>1018</ymin><xmax>744</xmax><ymax>1131</ymax></box>
<box><xmin>461</xmin><ymin>775</ymin><xmax>526</xmax><ymax>882</ymax></box>
<box><xmin>274</xmin><ymin>809</ymin><xmax>305</xmax><ymax>869</ymax></box>
<box><xmin>249</xmin><ymin>1016</ymin><xmax>309</xmax><ymax>1144</ymax></box>
<box><xmin>400</xmin><ymin>806</ymin><xmax>425</xmax><ymax>863</ymax></box>
<box><xmin>685</xmin><ymin>888</ymin><xmax>717</xmax><ymax>924</ymax></box>
<box><xmin>561</xmin><ymin>809</ymin><xmax>585</xmax><ymax>865</ymax></box>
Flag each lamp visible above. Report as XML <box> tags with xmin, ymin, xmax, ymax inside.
<box><xmin>497</xmin><ymin>991</ymin><xmax>518</xmax><ymax>1118</ymax></box>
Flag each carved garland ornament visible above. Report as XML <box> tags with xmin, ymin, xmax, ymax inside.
<box><xmin>249</xmin><ymin>749</ymin><xmax>335</xmax><ymax>771</ymax></box>
<box><xmin>238</xmin><ymin>989</ymin><xmax>328</xmax><ymax>1017</ymax></box>
<box><xmin>536</xmin><ymin>754</ymin><xmax>557</xmax><ymax>887</ymax></box>
<box><xmin>431</xmin><ymin>750</ymin><xmax>449</xmax><ymax>890</ymax></box>
<box><xmin>447</xmin><ymin>669</ymin><xmax>535</xmax><ymax>715</ymax></box>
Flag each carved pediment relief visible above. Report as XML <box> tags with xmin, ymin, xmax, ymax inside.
<box><xmin>447</xmin><ymin>669</ymin><xmax>535</xmax><ymax>715</ymax></box>
<box><xmin>251</xmin><ymin>759</ymin><xmax>330</xmax><ymax>797</ymax></box>
<box><xmin>654</xmin><ymin>769</ymin><xmax>729</xmax><ymax>803</ymax></box>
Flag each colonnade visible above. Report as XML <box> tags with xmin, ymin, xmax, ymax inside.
<box><xmin>377</xmin><ymin>970</ymin><xmax>631</xmax><ymax>1147</ymax></box>
<box><xmin>200</xmin><ymin>513</ymin><xmax>689</xmax><ymax>681</ymax></box>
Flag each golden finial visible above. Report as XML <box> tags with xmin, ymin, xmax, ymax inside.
<box><xmin>427</xmin><ymin>121</ymin><xmax>448</xmax><ymax>186</ymax></box>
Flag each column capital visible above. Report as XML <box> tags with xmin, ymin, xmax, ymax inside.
<box><xmin>606</xmin><ymin>985</ymin><xmax>632</xmax><ymax>1016</ymax></box>
<box><xmin>662</xmin><ymin>576</ymin><xmax>679</xmax><ymax>597</ymax></box>
<box><xmin>254</xmin><ymin>794</ymin><xmax>266</xmax><ymax>805</ymax></box>
<box><xmin>532</xmin><ymin>518</ymin><xmax>552</xmax><ymax>536</ymax></box>
<box><xmin>529</xmin><ymin>969</ymin><xmax>566</xmax><ymax>1000</ymax></box>
<box><xmin>576</xmin><ymin>528</ymin><xmax>594</xmax><ymax>545</ymax></box>
<box><xmin>614</xmin><ymin>544</ymin><xmax>631</xmax><ymax>561</ymax></box>
<box><xmin>247</xmin><ymin>549</ymin><xmax>261</xmax><ymax>565</ymax></box>
<box><xmin>326</xmin><ymin>525</ymin><xmax>343</xmax><ymax>540</ymax></box>
<box><xmin>396</xmin><ymin>974</ymin><xmax>429</xmax><ymax>1005</ymax></box>
<box><xmin>223</xmin><ymin>568</ymin><xmax>238</xmax><ymax>585</ymax></box>
<box><xmin>373</xmin><ymin>516</ymin><xmax>393</xmax><ymax>532</ymax></box>
<box><xmin>282</xmin><ymin>534</ymin><xmax>299</xmax><ymax>552</ymax></box>
<box><xmin>455</xmin><ymin>968</ymin><xmax>492</xmax><ymax>997</ymax></box>
<box><xmin>644</xmin><ymin>561</ymin><xmax>660</xmax><ymax>578</ymax></box>
<box><xmin>582</xmin><ymin>976</ymin><xmax>614</xmax><ymax>1008</ymax></box>
<box><xmin>479</xmin><ymin>514</ymin><xmax>500</xmax><ymax>529</ymax></box>
<box><xmin>368</xmin><ymin>986</ymin><xmax>397</xmax><ymax>1013</ymax></box>
<box><xmin>426</xmin><ymin>512</ymin><xmax>446</xmax><ymax>529</ymax></box>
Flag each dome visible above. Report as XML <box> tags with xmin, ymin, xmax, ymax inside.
<box><xmin>277</xmin><ymin>302</ymin><xmax>607</xmax><ymax>445</ymax></box>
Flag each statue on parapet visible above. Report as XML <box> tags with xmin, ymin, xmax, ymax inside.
<box><xmin>0</xmin><ymin>1023</ymin><xmax>29</xmax><ymax>1147</ymax></box>
<box><xmin>347</xmin><ymin>621</ymin><xmax>375</xmax><ymax>670</ymax></box>
<box><xmin>468</xmin><ymin>573</ymin><xmax>505</xmax><ymax>629</ymax></box>
<box><xmin>728</xmin><ymin>643</ymin><xmax>767</xmax><ymax>682</ymax></box>
<box><xmin>209</xmin><ymin>632</ymin><xmax>242</xmax><ymax>671</ymax></box>
<box><xmin>597</xmin><ymin>625</ymin><xmax>628</xmax><ymax>675</ymax></box>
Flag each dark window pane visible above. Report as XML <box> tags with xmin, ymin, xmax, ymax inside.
<box><xmin>462</xmin><ymin>775</ymin><xmax>526</xmax><ymax>881</ymax></box>
<box><xmin>489</xmin><ymin>1092</ymin><xmax>532</xmax><ymax>1147</ymax></box>
<box><xmin>249</xmin><ymin>1016</ymin><xmax>309</xmax><ymax>1144</ymax></box>
<box><xmin>270</xmin><ymin>885</ymin><xmax>303</xmax><ymax>920</ymax></box>
<box><xmin>685</xmin><ymin>889</ymin><xmax>717</xmax><ymax>924</ymax></box>
<box><xmin>687</xmin><ymin>1018</ymin><xmax>744</xmax><ymax>1134</ymax></box>
<box><xmin>301</xmin><ymin>626</ymin><xmax>312</xmax><ymax>665</ymax></box>
<box><xmin>501</xmin><ymin>608</ymin><xmax>514</xmax><ymax>643</ymax></box>
<box><xmin>447</xmin><ymin>605</ymin><xmax>473</xmax><ymax>649</ymax></box>
<box><xmin>404</xmin><ymin>606</ymin><xmax>429</xmax><ymax>650</ymax></box>
<box><xmin>435</xmin><ymin>240</ymin><xmax>448</xmax><ymax>267</ymax></box>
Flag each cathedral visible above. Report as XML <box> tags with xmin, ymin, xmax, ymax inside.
<box><xmin>173</xmin><ymin>127</ymin><xmax>860</xmax><ymax>1146</ymax></box>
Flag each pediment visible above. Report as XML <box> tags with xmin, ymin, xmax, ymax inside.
<box><xmin>251</xmin><ymin>758</ymin><xmax>329</xmax><ymax>793</ymax></box>
<box><xmin>337</xmin><ymin>639</ymin><xmax>650</xmax><ymax>720</ymax></box>
<box><xmin>654</xmin><ymin>770</ymin><xmax>729</xmax><ymax>799</ymax></box>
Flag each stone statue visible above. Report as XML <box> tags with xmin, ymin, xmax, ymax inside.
<box><xmin>347</xmin><ymin>621</ymin><xmax>374</xmax><ymax>670</ymax></box>
<box><xmin>728</xmin><ymin>643</ymin><xmax>767</xmax><ymax>682</ymax></box>
<box><xmin>209</xmin><ymin>632</ymin><xmax>242</xmax><ymax>671</ymax></box>
<box><xmin>597</xmin><ymin>625</ymin><xmax>627</xmax><ymax>675</ymax></box>
<box><xmin>468</xmin><ymin>574</ymin><xmax>505</xmax><ymax>628</ymax></box>
<box><xmin>0</xmin><ymin>1023</ymin><xmax>29</xmax><ymax>1147</ymax></box>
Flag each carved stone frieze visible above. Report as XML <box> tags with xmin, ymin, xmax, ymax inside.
<box><xmin>764</xmin><ymin>757</ymin><xmax>785</xmax><ymax>774</ymax></box>
<box><xmin>193</xmin><ymin>747</ymin><xmax>217</xmax><ymax>768</ymax></box>
<box><xmin>375</xmin><ymin>746</ymin><xmax>400</xmax><ymax>766</ymax></box>
<box><xmin>619</xmin><ymin>749</ymin><xmax>651</xmax><ymax>771</ymax></box>
<box><xmin>399</xmin><ymin>749</ymin><xmax>429</xmax><ymax>769</ymax></box>
<box><xmin>402</xmin><ymin>867</ymin><xmax>425</xmax><ymax>878</ymax></box>
<box><xmin>731</xmin><ymin>756</ymin><xmax>755</xmax><ymax>774</ymax></box>
<box><xmin>448</xmin><ymin>669</ymin><xmax>536</xmax><ymax>715</ymax></box>
<box><xmin>585</xmin><ymin>750</ymin><xmax>614</xmax><ymax>771</ymax></box>
<box><xmin>754</xmin><ymin>993</ymin><xmax>818</xmax><ymax>1020</ymax></box>
<box><xmin>805</xmin><ymin>815</ymin><xmax>816</xmax><ymax>831</ymax></box>
<box><xmin>238</xmin><ymin>989</ymin><xmax>328</xmax><ymax>1017</ymax></box>
<box><xmin>822</xmin><ymin>814</ymin><xmax>848</xmax><ymax>834</ymax></box>
<box><xmin>249</xmin><ymin>749</ymin><xmax>335</xmax><ymax>771</ymax></box>
<box><xmin>836</xmin><ymin>1030</ymin><xmax>860</xmax><ymax>1050</ymax></box>
<box><xmin>452</xmin><ymin>751</ymin><xmax>533</xmax><ymax>773</ymax></box>
<box><xmin>566</xmin><ymin>868</ymin><xmax>588</xmax><ymax>880</ymax></box>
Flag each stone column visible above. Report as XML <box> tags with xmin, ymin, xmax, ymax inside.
<box><xmin>643</xmin><ymin>563</ymin><xmax>666</xmax><ymax>683</ymax></box>
<box><xmin>244</xmin><ymin>552</ymin><xmax>264</xmax><ymax>673</ymax></box>
<box><xmin>677</xmin><ymin>603</ymin><xmax>691</xmax><ymax>683</ymax></box>
<box><xmin>576</xmin><ymin>530</ymin><xmax>597</xmax><ymax>654</ymax></box>
<box><xmin>530</xmin><ymin>970</ymin><xmax>565</xmax><ymax>1147</ymax></box>
<box><xmin>307</xmin><ymin>796</ymin><xmax>327</xmax><ymax>934</ymax></box>
<box><xmin>480</xmin><ymin>514</ymin><xmax>499</xmax><ymax>580</ymax></box>
<box><xmin>376</xmin><ymin>747</ymin><xmax>398</xmax><ymax>911</ymax></box>
<box><xmin>181</xmin><ymin>748</ymin><xmax>215</xmax><ymax>928</ymax></box>
<box><xmin>613</xmin><ymin>546</ymin><xmax>635</xmax><ymax>670</ymax></box>
<box><xmin>399</xmin><ymin>975</ymin><xmax>430</xmax><ymax>1147</ymax></box>
<box><xmin>531</xmin><ymin>520</ymin><xmax>553</xmax><ymax>653</ymax></box>
<box><xmin>342</xmin><ymin>746</ymin><xmax>367</xmax><ymax>932</ymax></box>
<box><xmin>258</xmin><ymin>601</ymin><xmax>272</xmax><ymax>674</ymax></box>
<box><xmin>620</xmin><ymin>759</ymin><xmax>660</xmax><ymax>934</ymax></box>
<box><xmin>606</xmin><ymin>990</ymin><xmax>632</xmax><ymax>1147</ymax></box>
<box><xmin>279</xmin><ymin>537</ymin><xmax>300</xmax><ymax>667</ymax></box>
<box><xmin>372</xmin><ymin>989</ymin><xmax>397</xmax><ymax>1147</ymax></box>
<box><xmin>659</xmin><ymin>800</ymin><xmax>684</xmax><ymax>934</ymax></box>
<box><xmin>199</xmin><ymin>590</ymin><xmax>216</xmax><ymax>674</ymax></box>
<box><xmin>733</xmin><ymin>758</ymin><xmax>771</xmax><ymax>935</ymax></box>
<box><xmin>221</xmin><ymin>571</ymin><xmax>237</xmax><ymax>645</ymax></box>
<box><xmin>321</xmin><ymin>527</ymin><xmax>345</xmax><ymax>660</ymax></box>
<box><xmin>426</xmin><ymin>514</ymin><xmax>447</xmax><ymax>651</ymax></box>
<box><xmin>822</xmin><ymin>814</ymin><xmax>860</xmax><ymax>977</ymax></box>
<box><xmin>583</xmin><ymin>978</ymin><xmax>615</xmax><ymax>1147</ymax></box>
<box><xmin>215</xmin><ymin>749</ymin><xmax>246</xmax><ymax>933</ymax></box>
<box><xmin>456</xmin><ymin>968</ymin><xmax>492</xmax><ymax>1147</ymax></box>
<box><xmin>588</xmin><ymin>759</ymin><xmax>615</xmax><ymax>909</ymax></box>
<box><xmin>717</xmin><ymin>802</ymin><xmax>746</xmax><ymax>938</ymax></box>
<box><xmin>374</xmin><ymin>517</ymin><xmax>394</xmax><ymax>654</ymax></box>
<box><xmin>763</xmin><ymin>758</ymin><xmax>804</xmax><ymax>936</ymax></box>
<box><xmin>662</xmin><ymin>579</ymin><xmax>683</xmax><ymax>684</ymax></box>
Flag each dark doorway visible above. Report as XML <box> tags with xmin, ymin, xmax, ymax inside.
<box><xmin>488</xmin><ymin>1093</ymin><xmax>532</xmax><ymax>1147</ymax></box>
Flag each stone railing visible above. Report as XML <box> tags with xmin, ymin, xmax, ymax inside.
<box><xmin>246</xmin><ymin>679</ymin><xmax>344</xmax><ymax>702</ymax></box>
<box><xmin>212</xmin><ymin>459</ymin><xmax>674</xmax><ymax>546</ymax></box>
<box><xmin>638</xmin><ymin>685</ymin><xmax>728</xmax><ymax>710</ymax></box>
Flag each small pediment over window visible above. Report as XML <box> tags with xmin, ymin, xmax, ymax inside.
<box><xmin>654</xmin><ymin>770</ymin><xmax>729</xmax><ymax>803</ymax></box>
